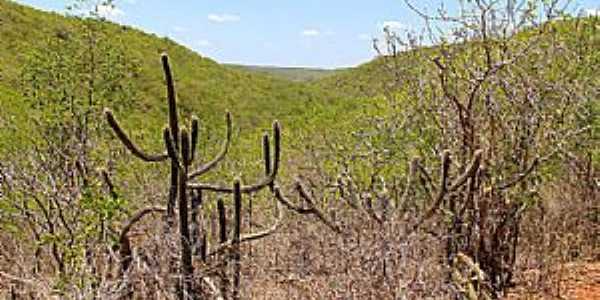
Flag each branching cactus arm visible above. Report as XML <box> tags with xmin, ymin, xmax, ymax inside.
<box><xmin>163</xmin><ymin>127</ymin><xmax>181</xmax><ymax>170</ymax></box>
<box><xmin>104</xmin><ymin>109</ymin><xmax>168</xmax><ymax>162</ymax></box>
<box><xmin>187</xmin><ymin>121</ymin><xmax>281</xmax><ymax>193</ymax></box>
<box><xmin>188</xmin><ymin>112</ymin><xmax>233</xmax><ymax>179</ymax></box>
<box><xmin>105</xmin><ymin>53</ymin><xmax>304</xmax><ymax>299</ymax></box>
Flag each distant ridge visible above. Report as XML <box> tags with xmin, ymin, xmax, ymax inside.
<box><xmin>225</xmin><ymin>64</ymin><xmax>343</xmax><ymax>82</ymax></box>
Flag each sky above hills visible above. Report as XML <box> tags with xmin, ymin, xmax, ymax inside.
<box><xmin>15</xmin><ymin>0</ymin><xmax>600</xmax><ymax>69</ymax></box>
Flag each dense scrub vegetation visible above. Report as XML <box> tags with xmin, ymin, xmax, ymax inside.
<box><xmin>0</xmin><ymin>0</ymin><xmax>598</xmax><ymax>299</ymax></box>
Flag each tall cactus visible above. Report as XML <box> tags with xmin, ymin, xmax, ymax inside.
<box><xmin>104</xmin><ymin>53</ymin><xmax>235</xmax><ymax>298</ymax></box>
<box><xmin>105</xmin><ymin>53</ymin><xmax>338</xmax><ymax>299</ymax></box>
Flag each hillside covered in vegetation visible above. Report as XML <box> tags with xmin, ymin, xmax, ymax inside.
<box><xmin>0</xmin><ymin>0</ymin><xmax>362</xmax><ymax>155</ymax></box>
<box><xmin>0</xmin><ymin>0</ymin><xmax>598</xmax><ymax>299</ymax></box>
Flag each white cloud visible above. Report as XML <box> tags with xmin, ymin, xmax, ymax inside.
<box><xmin>97</xmin><ymin>4</ymin><xmax>124</xmax><ymax>18</ymax></box>
<box><xmin>208</xmin><ymin>13</ymin><xmax>240</xmax><ymax>23</ymax></box>
<box><xmin>584</xmin><ymin>8</ymin><xmax>600</xmax><ymax>17</ymax></box>
<box><xmin>380</xmin><ymin>20</ymin><xmax>405</xmax><ymax>31</ymax></box>
<box><xmin>197</xmin><ymin>39</ymin><xmax>212</xmax><ymax>47</ymax></box>
<box><xmin>302</xmin><ymin>29</ymin><xmax>320</xmax><ymax>37</ymax></box>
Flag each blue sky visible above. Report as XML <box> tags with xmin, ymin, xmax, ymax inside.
<box><xmin>15</xmin><ymin>0</ymin><xmax>600</xmax><ymax>69</ymax></box>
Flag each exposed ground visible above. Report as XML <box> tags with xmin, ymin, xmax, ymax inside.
<box><xmin>506</xmin><ymin>262</ymin><xmax>600</xmax><ymax>300</ymax></box>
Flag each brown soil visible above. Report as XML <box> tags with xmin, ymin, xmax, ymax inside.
<box><xmin>505</xmin><ymin>262</ymin><xmax>600</xmax><ymax>300</ymax></box>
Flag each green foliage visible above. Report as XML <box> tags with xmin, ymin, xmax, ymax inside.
<box><xmin>20</xmin><ymin>16</ymin><xmax>138</xmax><ymax>135</ymax></box>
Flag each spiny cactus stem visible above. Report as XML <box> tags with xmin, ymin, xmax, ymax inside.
<box><xmin>263</xmin><ymin>133</ymin><xmax>271</xmax><ymax>175</ymax></box>
<box><xmin>271</xmin><ymin>121</ymin><xmax>281</xmax><ymax>175</ymax></box>
<box><xmin>161</xmin><ymin>54</ymin><xmax>179</xmax><ymax>149</ymax></box>
<box><xmin>167</xmin><ymin>166</ymin><xmax>178</xmax><ymax>226</ymax></box>
<box><xmin>178</xmin><ymin>147</ymin><xmax>193</xmax><ymax>299</ymax></box>
<box><xmin>217</xmin><ymin>197</ymin><xmax>229</xmax><ymax>298</ymax></box>
<box><xmin>217</xmin><ymin>198</ymin><xmax>228</xmax><ymax>243</ymax></box>
<box><xmin>190</xmin><ymin>189</ymin><xmax>205</xmax><ymax>261</ymax></box>
<box><xmin>163</xmin><ymin>127</ymin><xmax>182</xmax><ymax>170</ymax></box>
<box><xmin>162</xmin><ymin>126</ymin><xmax>181</xmax><ymax>228</ymax></box>
<box><xmin>181</xmin><ymin>127</ymin><xmax>191</xmax><ymax>167</ymax></box>
<box><xmin>188</xmin><ymin>111</ymin><xmax>233</xmax><ymax>179</ymax></box>
<box><xmin>104</xmin><ymin>109</ymin><xmax>168</xmax><ymax>162</ymax></box>
<box><xmin>190</xmin><ymin>116</ymin><xmax>199</xmax><ymax>163</ymax></box>
<box><xmin>232</xmin><ymin>178</ymin><xmax>242</xmax><ymax>300</ymax></box>
<box><xmin>262</xmin><ymin>133</ymin><xmax>273</xmax><ymax>191</ymax></box>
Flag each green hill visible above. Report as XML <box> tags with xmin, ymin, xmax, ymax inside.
<box><xmin>0</xmin><ymin>0</ymin><xmax>363</xmax><ymax>159</ymax></box>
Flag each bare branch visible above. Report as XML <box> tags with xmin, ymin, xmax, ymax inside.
<box><xmin>119</xmin><ymin>206</ymin><xmax>167</xmax><ymax>242</ymax></box>
<box><xmin>272</xmin><ymin>181</ymin><xmax>342</xmax><ymax>234</ymax></box>
<box><xmin>449</xmin><ymin>149</ymin><xmax>483</xmax><ymax>192</ymax></box>
<box><xmin>118</xmin><ymin>206</ymin><xmax>166</xmax><ymax>274</ymax></box>
<box><xmin>496</xmin><ymin>157</ymin><xmax>539</xmax><ymax>190</ymax></box>
<box><xmin>100</xmin><ymin>169</ymin><xmax>118</xmax><ymax>200</ymax></box>
<box><xmin>202</xmin><ymin>277</ymin><xmax>224</xmax><ymax>300</ymax></box>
